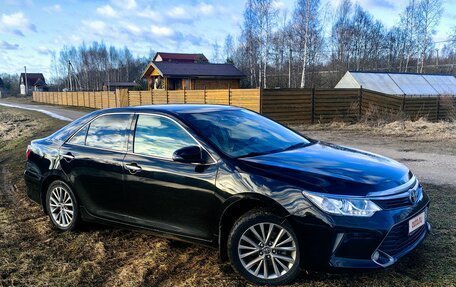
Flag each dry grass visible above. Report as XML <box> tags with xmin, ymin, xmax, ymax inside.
<box><xmin>296</xmin><ymin>118</ymin><xmax>456</xmax><ymax>141</ymax></box>
<box><xmin>0</xmin><ymin>106</ymin><xmax>455</xmax><ymax>287</ymax></box>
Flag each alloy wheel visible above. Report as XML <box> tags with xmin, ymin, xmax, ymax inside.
<box><xmin>49</xmin><ymin>186</ymin><xmax>74</xmax><ymax>228</ymax></box>
<box><xmin>237</xmin><ymin>222</ymin><xmax>297</xmax><ymax>280</ymax></box>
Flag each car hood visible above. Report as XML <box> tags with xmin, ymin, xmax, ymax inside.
<box><xmin>239</xmin><ymin>142</ymin><xmax>411</xmax><ymax>196</ymax></box>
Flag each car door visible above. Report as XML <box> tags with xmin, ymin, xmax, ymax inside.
<box><xmin>122</xmin><ymin>113</ymin><xmax>220</xmax><ymax>240</ymax></box>
<box><xmin>60</xmin><ymin>113</ymin><xmax>134</xmax><ymax>220</ymax></box>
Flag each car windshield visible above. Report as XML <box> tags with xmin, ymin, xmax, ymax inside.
<box><xmin>181</xmin><ymin>109</ymin><xmax>311</xmax><ymax>158</ymax></box>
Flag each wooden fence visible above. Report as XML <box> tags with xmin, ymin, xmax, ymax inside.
<box><xmin>33</xmin><ymin>88</ymin><xmax>455</xmax><ymax>124</ymax></box>
<box><xmin>261</xmin><ymin>88</ymin><xmax>455</xmax><ymax>124</ymax></box>
<box><xmin>33</xmin><ymin>88</ymin><xmax>261</xmax><ymax>112</ymax></box>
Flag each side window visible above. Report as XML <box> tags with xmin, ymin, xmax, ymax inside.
<box><xmin>68</xmin><ymin>125</ymin><xmax>88</xmax><ymax>145</ymax></box>
<box><xmin>85</xmin><ymin>114</ymin><xmax>133</xmax><ymax>151</ymax></box>
<box><xmin>134</xmin><ymin>115</ymin><xmax>197</xmax><ymax>158</ymax></box>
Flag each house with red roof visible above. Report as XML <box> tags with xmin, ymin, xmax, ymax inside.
<box><xmin>142</xmin><ymin>52</ymin><xmax>244</xmax><ymax>90</ymax></box>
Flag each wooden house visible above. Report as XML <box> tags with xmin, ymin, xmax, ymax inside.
<box><xmin>141</xmin><ymin>52</ymin><xmax>244</xmax><ymax>90</ymax></box>
<box><xmin>20</xmin><ymin>73</ymin><xmax>47</xmax><ymax>95</ymax></box>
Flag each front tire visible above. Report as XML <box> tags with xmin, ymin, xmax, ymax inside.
<box><xmin>227</xmin><ymin>210</ymin><xmax>300</xmax><ymax>285</ymax></box>
<box><xmin>45</xmin><ymin>180</ymin><xmax>80</xmax><ymax>231</ymax></box>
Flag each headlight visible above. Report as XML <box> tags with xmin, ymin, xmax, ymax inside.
<box><xmin>302</xmin><ymin>191</ymin><xmax>381</xmax><ymax>217</ymax></box>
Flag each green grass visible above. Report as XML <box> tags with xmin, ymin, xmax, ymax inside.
<box><xmin>0</xmin><ymin>106</ymin><xmax>454</xmax><ymax>286</ymax></box>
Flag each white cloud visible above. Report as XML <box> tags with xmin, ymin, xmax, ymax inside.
<box><xmin>137</xmin><ymin>6</ymin><xmax>162</xmax><ymax>21</ymax></box>
<box><xmin>124</xmin><ymin>23</ymin><xmax>141</xmax><ymax>35</ymax></box>
<box><xmin>150</xmin><ymin>25</ymin><xmax>173</xmax><ymax>37</ymax></box>
<box><xmin>97</xmin><ymin>5</ymin><xmax>118</xmax><ymax>18</ymax></box>
<box><xmin>44</xmin><ymin>4</ymin><xmax>62</xmax><ymax>13</ymax></box>
<box><xmin>168</xmin><ymin>7</ymin><xmax>188</xmax><ymax>19</ymax></box>
<box><xmin>2</xmin><ymin>12</ymin><xmax>28</xmax><ymax>27</ymax></box>
<box><xmin>112</xmin><ymin>0</ymin><xmax>136</xmax><ymax>10</ymax></box>
<box><xmin>198</xmin><ymin>3</ymin><xmax>214</xmax><ymax>15</ymax></box>
<box><xmin>0</xmin><ymin>12</ymin><xmax>36</xmax><ymax>34</ymax></box>
<box><xmin>82</xmin><ymin>20</ymin><xmax>107</xmax><ymax>32</ymax></box>
<box><xmin>36</xmin><ymin>46</ymin><xmax>53</xmax><ymax>55</ymax></box>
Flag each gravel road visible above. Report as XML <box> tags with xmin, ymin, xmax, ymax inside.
<box><xmin>1</xmin><ymin>99</ymin><xmax>454</xmax><ymax>186</ymax></box>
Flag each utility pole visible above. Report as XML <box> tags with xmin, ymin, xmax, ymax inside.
<box><xmin>24</xmin><ymin>66</ymin><xmax>28</xmax><ymax>95</ymax></box>
<box><xmin>68</xmin><ymin>61</ymin><xmax>73</xmax><ymax>91</ymax></box>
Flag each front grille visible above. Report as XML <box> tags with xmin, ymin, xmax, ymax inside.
<box><xmin>372</xmin><ymin>197</ymin><xmax>412</xmax><ymax>209</ymax></box>
<box><xmin>378</xmin><ymin>220</ymin><xmax>426</xmax><ymax>256</ymax></box>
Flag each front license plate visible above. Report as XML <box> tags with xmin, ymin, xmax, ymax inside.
<box><xmin>409</xmin><ymin>212</ymin><xmax>425</xmax><ymax>234</ymax></box>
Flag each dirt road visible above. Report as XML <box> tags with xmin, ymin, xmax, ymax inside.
<box><xmin>0</xmin><ymin>99</ymin><xmax>87</xmax><ymax>121</ymax></box>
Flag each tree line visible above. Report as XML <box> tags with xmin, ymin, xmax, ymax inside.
<box><xmin>1</xmin><ymin>0</ymin><xmax>455</xmax><ymax>95</ymax></box>
<box><xmin>223</xmin><ymin>0</ymin><xmax>455</xmax><ymax>88</ymax></box>
<box><xmin>49</xmin><ymin>42</ymin><xmax>151</xmax><ymax>91</ymax></box>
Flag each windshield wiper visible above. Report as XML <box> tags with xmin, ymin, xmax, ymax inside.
<box><xmin>283</xmin><ymin>142</ymin><xmax>309</xmax><ymax>152</ymax></box>
<box><xmin>237</xmin><ymin>142</ymin><xmax>308</xmax><ymax>159</ymax></box>
<box><xmin>236</xmin><ymin>149</ymin><xmax>283</xmax><ymax>159</ymax></box>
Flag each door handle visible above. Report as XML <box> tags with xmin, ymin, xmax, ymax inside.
<box><xmin>62</xmin><ymin>153</ymin><xmax>75</xmax><ymax>162</ymax></box>
<box><xmin>125</xmin><ymin>163</ymin><xmax>142</xmax><ymax>173</ymax></box>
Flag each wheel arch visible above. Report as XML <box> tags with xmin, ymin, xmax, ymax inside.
<box><xmin>40</xmin><ymin>171</ymin><xmax>71</xmax><ymax>214</ymax></box>
<box><xmin>218</xmin><ymin>193</ymin><xmax>290</xmax><ymax>261</ymax></box>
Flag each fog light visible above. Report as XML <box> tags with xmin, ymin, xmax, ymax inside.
<box><xmin>372</xmin><ymin>251</ymin><xmax>380</xmax><ymax>261</ymax></box>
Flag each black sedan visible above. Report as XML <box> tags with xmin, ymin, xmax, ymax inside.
<box><xmin>24</xmin><ymin>105</ymin><xmax>430</xmax><ymax>285</ymax></box>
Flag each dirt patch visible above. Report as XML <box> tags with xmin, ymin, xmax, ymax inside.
<box><xmin>0</xmin><ymin>111</ymin><xmax>39</xmax><ymax>144</ymax></box>
<box><xmin>0</xmin><ymin>107</ymin><xmax>454</xmax><ymax>286</ymax></box>
<box><xmin>296</xmin><ymin>118</ymin><xmax>456</xmax><ymax>139</ymax></box>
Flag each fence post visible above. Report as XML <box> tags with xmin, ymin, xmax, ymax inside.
<box><xmin>150</xmin><ymin>89</ymin><xmax>153</xmax><ymax>105</ymax></box>
<box><xmin>311</xmin><ymin>87</ymin><xmax>315</xmax><ymax>124</ymax></box>
<box><xmin>358</xmin><ymin>85</ymin><xmax>363</xmax><ymax>120</ymax></box>
<box><xmin>114</xmin><ymin>89</ymin><xmax>118</xmax><ymax>107</ymax></box>
<box><xmin>228</xmin><ymin>84</ymin><xmax>231</xmax><ymax>106</ymax></box>
<box><xmin>204</xmin><ymin>85</ymin><xmax>207</xmax><ymax>104</ymax></box>
<box><xmin>183</xmin><ymin>86</ymin><xmax>186</xmax><ymax>104</ymax></box>
<box><xmin>259</xmin><ymin>87</ymin><xmax>263</xmax><ymax>113</ymax></box>
<box><xmin>436</xmin><ymin>96</ymin><xmax>440</xmax><ymax>121</ymax></box>
<box><xmin>166</xmin><ymin>89</ymin><xmax>169</xmax><ymax>104</ymax></box>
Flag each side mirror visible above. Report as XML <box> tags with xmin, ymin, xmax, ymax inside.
<box><xmin>172</xmin><ymin>146</ymin><xmax>208</xmax><ymax>164</ymax></box>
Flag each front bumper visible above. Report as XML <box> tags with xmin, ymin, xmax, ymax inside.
<box><xmin>289</xmin><ymin>192</ymin><xmax>430</xmax><ymax>270</ymax></box>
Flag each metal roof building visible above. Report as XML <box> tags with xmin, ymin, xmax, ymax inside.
<box><xmin>335</xmin><ymin>71</ymin><xmax>456</xmax><ymax>96</ymax></box>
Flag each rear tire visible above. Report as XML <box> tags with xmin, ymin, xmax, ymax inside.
<box><xmin>45</xmin><ymin>180</ymin><xmax>80</xmax><ymax>231</ymax></box>
<box><xmin>227</xmin><ymin>210</ymin><xmax>300</xmax><ymax>285</ymax></box>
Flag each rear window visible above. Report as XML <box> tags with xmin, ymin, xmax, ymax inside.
<box><xmin>85</xmin><ymin>114</ymin><xmax>133</xmax><ymax>152</ymax></box>
<box><xmin>48</xmin><ymin>112</ymin><xmax>96</xmax><ymax>143</ymax></box>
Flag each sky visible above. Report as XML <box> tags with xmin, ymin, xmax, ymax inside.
<box><xmin>0</xmin><ymin>0</ymin><xmax>455</xmax><ymax>79</ymax></box>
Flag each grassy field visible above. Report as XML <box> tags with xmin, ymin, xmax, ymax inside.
<box><xmin>0</xmin><ymin>106</ymin><xmax>455</xmax><ymax>286</ymax></box>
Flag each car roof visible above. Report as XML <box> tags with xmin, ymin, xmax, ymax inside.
<box><xmin>98</xmin><ymin>104</ymin><xmax>243</xmax><ymax>116</ymax></box>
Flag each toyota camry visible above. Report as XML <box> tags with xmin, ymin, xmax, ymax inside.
<box><xmin>24</xmin><ymin>105</ymin><xmax>430</xmax><ymax>285</ymax></box>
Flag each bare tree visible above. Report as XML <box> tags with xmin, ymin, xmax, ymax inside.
<box><xmin>223</xmin><ymin>34</ymin><xmax>235</xmax><ymax>63</ymax></box>
<box><xmin>293</xmin><ymin>0</ymin><xmax>322</xmax><ymax>88</ymax></box>
<box><xmin>416</xmin><ymin>0</ymin><xmax>443</xmax><ymax>72</ymax></box>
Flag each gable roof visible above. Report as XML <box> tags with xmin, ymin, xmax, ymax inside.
<box><xmin>335</xmin><ymin>71</ymin><xmax>456</xmax><ymax>96</ymax></box>
<box><xmin>153</xmin><ymin>52</ymin><xmax>208</xmax><ymax>63</ymax></box>
<box><xmin>142</xmin><ymin>62</ymin><xmax>245</xmax><ymax>79</ymax></box>
<box><xmin>20</xmin><ymin>73</ymin><xmax>46</xmax><ymax>87</ymax></box>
